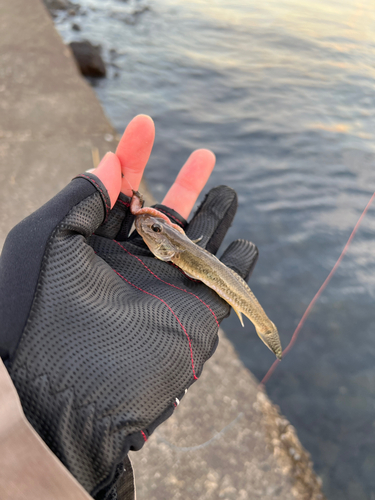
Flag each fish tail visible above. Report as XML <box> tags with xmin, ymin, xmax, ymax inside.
<box><xmin>255</xmin><ymin>323</ymin><xmax>283</xmax><ymax>360</ymax></box>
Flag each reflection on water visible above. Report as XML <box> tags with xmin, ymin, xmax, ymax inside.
<box><xmin>56</xmin><ymin>1</ymin><xmax>375</xmax><ymax>497</ymax></box>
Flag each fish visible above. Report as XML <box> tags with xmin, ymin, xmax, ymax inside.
<box><xmin>130</xmin><ymin>191</ymin><xmax>282</xmax><ymax>359</ymax></box>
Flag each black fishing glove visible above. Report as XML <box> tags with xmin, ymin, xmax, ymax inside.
<box><xmin>0</xmin><ymin>174</ymin><xmax>258</xmax><ymax>498</ymax></box>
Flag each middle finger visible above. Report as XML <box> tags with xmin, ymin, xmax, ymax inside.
<box><xmin>162</xmin><ymin>149</ymin><xmax>216</xmax><ymax>219</ymax></box>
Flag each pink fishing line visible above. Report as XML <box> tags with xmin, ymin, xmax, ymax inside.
<box><xmin>260</xmin><ymin>190</ymin><xmax>375</xmax><ymax>387</ymax></box>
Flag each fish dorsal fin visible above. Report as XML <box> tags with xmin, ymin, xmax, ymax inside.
<box><xmin>233</xmin><ymin>307</ymin><xmax>244</xmax><ymax>327</ymax></box>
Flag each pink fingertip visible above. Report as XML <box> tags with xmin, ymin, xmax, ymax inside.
<box><xmin>115</xmin><ymin>115</ymin><xmax>155</xmax><ymax>196</ymax></box>
<box><xmin>162</xmin><ymin>148</ymin><xmax>216</xmax><ymax>219</ymax></box>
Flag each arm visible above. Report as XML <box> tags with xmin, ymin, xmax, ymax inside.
<box><xmin>0</xmin><ymin>360</ymin><xmax>92</xmax><ymax>500</ymax></box>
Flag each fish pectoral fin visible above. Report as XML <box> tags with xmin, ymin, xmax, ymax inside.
<box><xmin>183</xmin><ymin>270</ymin><xmax>199</xmax><ymax>280</ymax></box>
<box><xmin>233</xmin><ymin>307</ymin><xmax>244</xmax><ymax>327</ymax></box>
<box><xmin>155</xmin><ymin>254</ymin><xmax>171</xmax><ymax>261</ymax></box>
<box><xmin>191</xmin><ymin>235</ymin><xmax>203</xmax><ymax>244</ymax></box>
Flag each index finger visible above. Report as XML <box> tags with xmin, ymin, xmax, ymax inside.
<box><xmin>115</xmin><ymin>115</ymin><xmax>155</xmax><ymax>196</ymax></box>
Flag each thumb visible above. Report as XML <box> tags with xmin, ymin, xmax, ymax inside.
<box><xmin>90</xmin><ymin>152</ymin><xmax>122</xmax><ymax>209</ymax></box>
<box><xmin>0</xmin><ymin>164</ymin><xmax>119</xmax><ymax>362</ymax></box>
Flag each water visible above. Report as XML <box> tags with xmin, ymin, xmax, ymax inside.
<box><xmin>55</xmin><ymin>1</ymin><xmax>375</xmax><ymax>498</ymax></box>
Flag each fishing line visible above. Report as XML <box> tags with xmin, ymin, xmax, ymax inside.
<box><xmin>260</xmin><ymin>190</ymin><xmax>375</xmax><ymax>387</ymax></box>
<box><xmin>155</xmin><ymin>413</ymin><xmax>244</xmax><ymax>452</ymax></box>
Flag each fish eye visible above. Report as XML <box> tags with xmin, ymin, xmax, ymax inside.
<box><xmin>151</xmin><ymin>223</ymin><xmax>162</xmax><ymax>233</ymax></box>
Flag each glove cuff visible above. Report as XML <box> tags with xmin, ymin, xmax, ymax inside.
<box><xmin>74</xmin><ymin>173</ymin><xmax>112</xmax><ymax>223</ymax></box>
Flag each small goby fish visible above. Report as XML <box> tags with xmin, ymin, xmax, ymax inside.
<box><xmin>130</xmin><ymin>191</ymin><xmax>282</xmax><ymax>359</ymax></box>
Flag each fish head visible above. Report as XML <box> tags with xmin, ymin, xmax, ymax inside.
<box><xmin>135</xmin><ymin>214</ymin><xmax>182</xmax><ymax>261</ymax></box>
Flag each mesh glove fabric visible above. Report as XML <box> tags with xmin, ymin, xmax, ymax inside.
<box><xmin>0</xmin><ymin>174</ymin><xmax>258</xmax><ymax>498</ymax></box>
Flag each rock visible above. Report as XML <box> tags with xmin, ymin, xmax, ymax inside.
<box><xmin>256</xmin><ymin>391</ymin><xmax>325</xmax><ymax>500</ymax></box>
<box><xmin>69</xmin><ymin>41</ymin><xmax>106</xmax><ymax>78</ymax></box>
<box><xmin>43</xmin><ymin>0</ymin><xmax>73</xmax><ymax>11</ymax></box>
<box><xmin>43</xmin><ymin>0</ymin><xmax>79</xmax><ymax>18</ymax></box>
<box><xmin>71</xmin><ymin>22</ymin><xmax>81</xmax><ymax>31</ymax></box>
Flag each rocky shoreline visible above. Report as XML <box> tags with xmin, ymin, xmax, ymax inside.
<box><xmin>256</xmin><ymin>391</ymin><xmax>324</xmax><ymax>500</ymax></box>
<box><xmin>43</xmin><ymin>0</ymin><xmax>107</xmax><ymax>77</ymax></box>
<box><xmin>43</xmin><ymin>0</ymin><xmax>80</xmax><ymax>16</ymax></box>
<box><xmin>43</xmin><ymin>0</ymin><xmax>151</xmax><ymax>78</ymax></box>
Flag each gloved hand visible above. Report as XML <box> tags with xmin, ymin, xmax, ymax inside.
<box><xmin>0</xmin><ymin>173</ymin><xmax>258</xmax><ymax>498</ymax></box>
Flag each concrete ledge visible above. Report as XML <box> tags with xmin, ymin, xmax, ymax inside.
<box><xmin>0</xmin><ymin>0</ymin><xmax>325</xmax><ymax>498</ymax></box>
<box><xmin>131</xmin><ymin>332</ymin><xmax>324</xmax><ymax>500</ymax></box>
<box><xmin>0</xmin><ymin>0</ymin><xmax>151</xmax><ymax>248</ymax></box>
